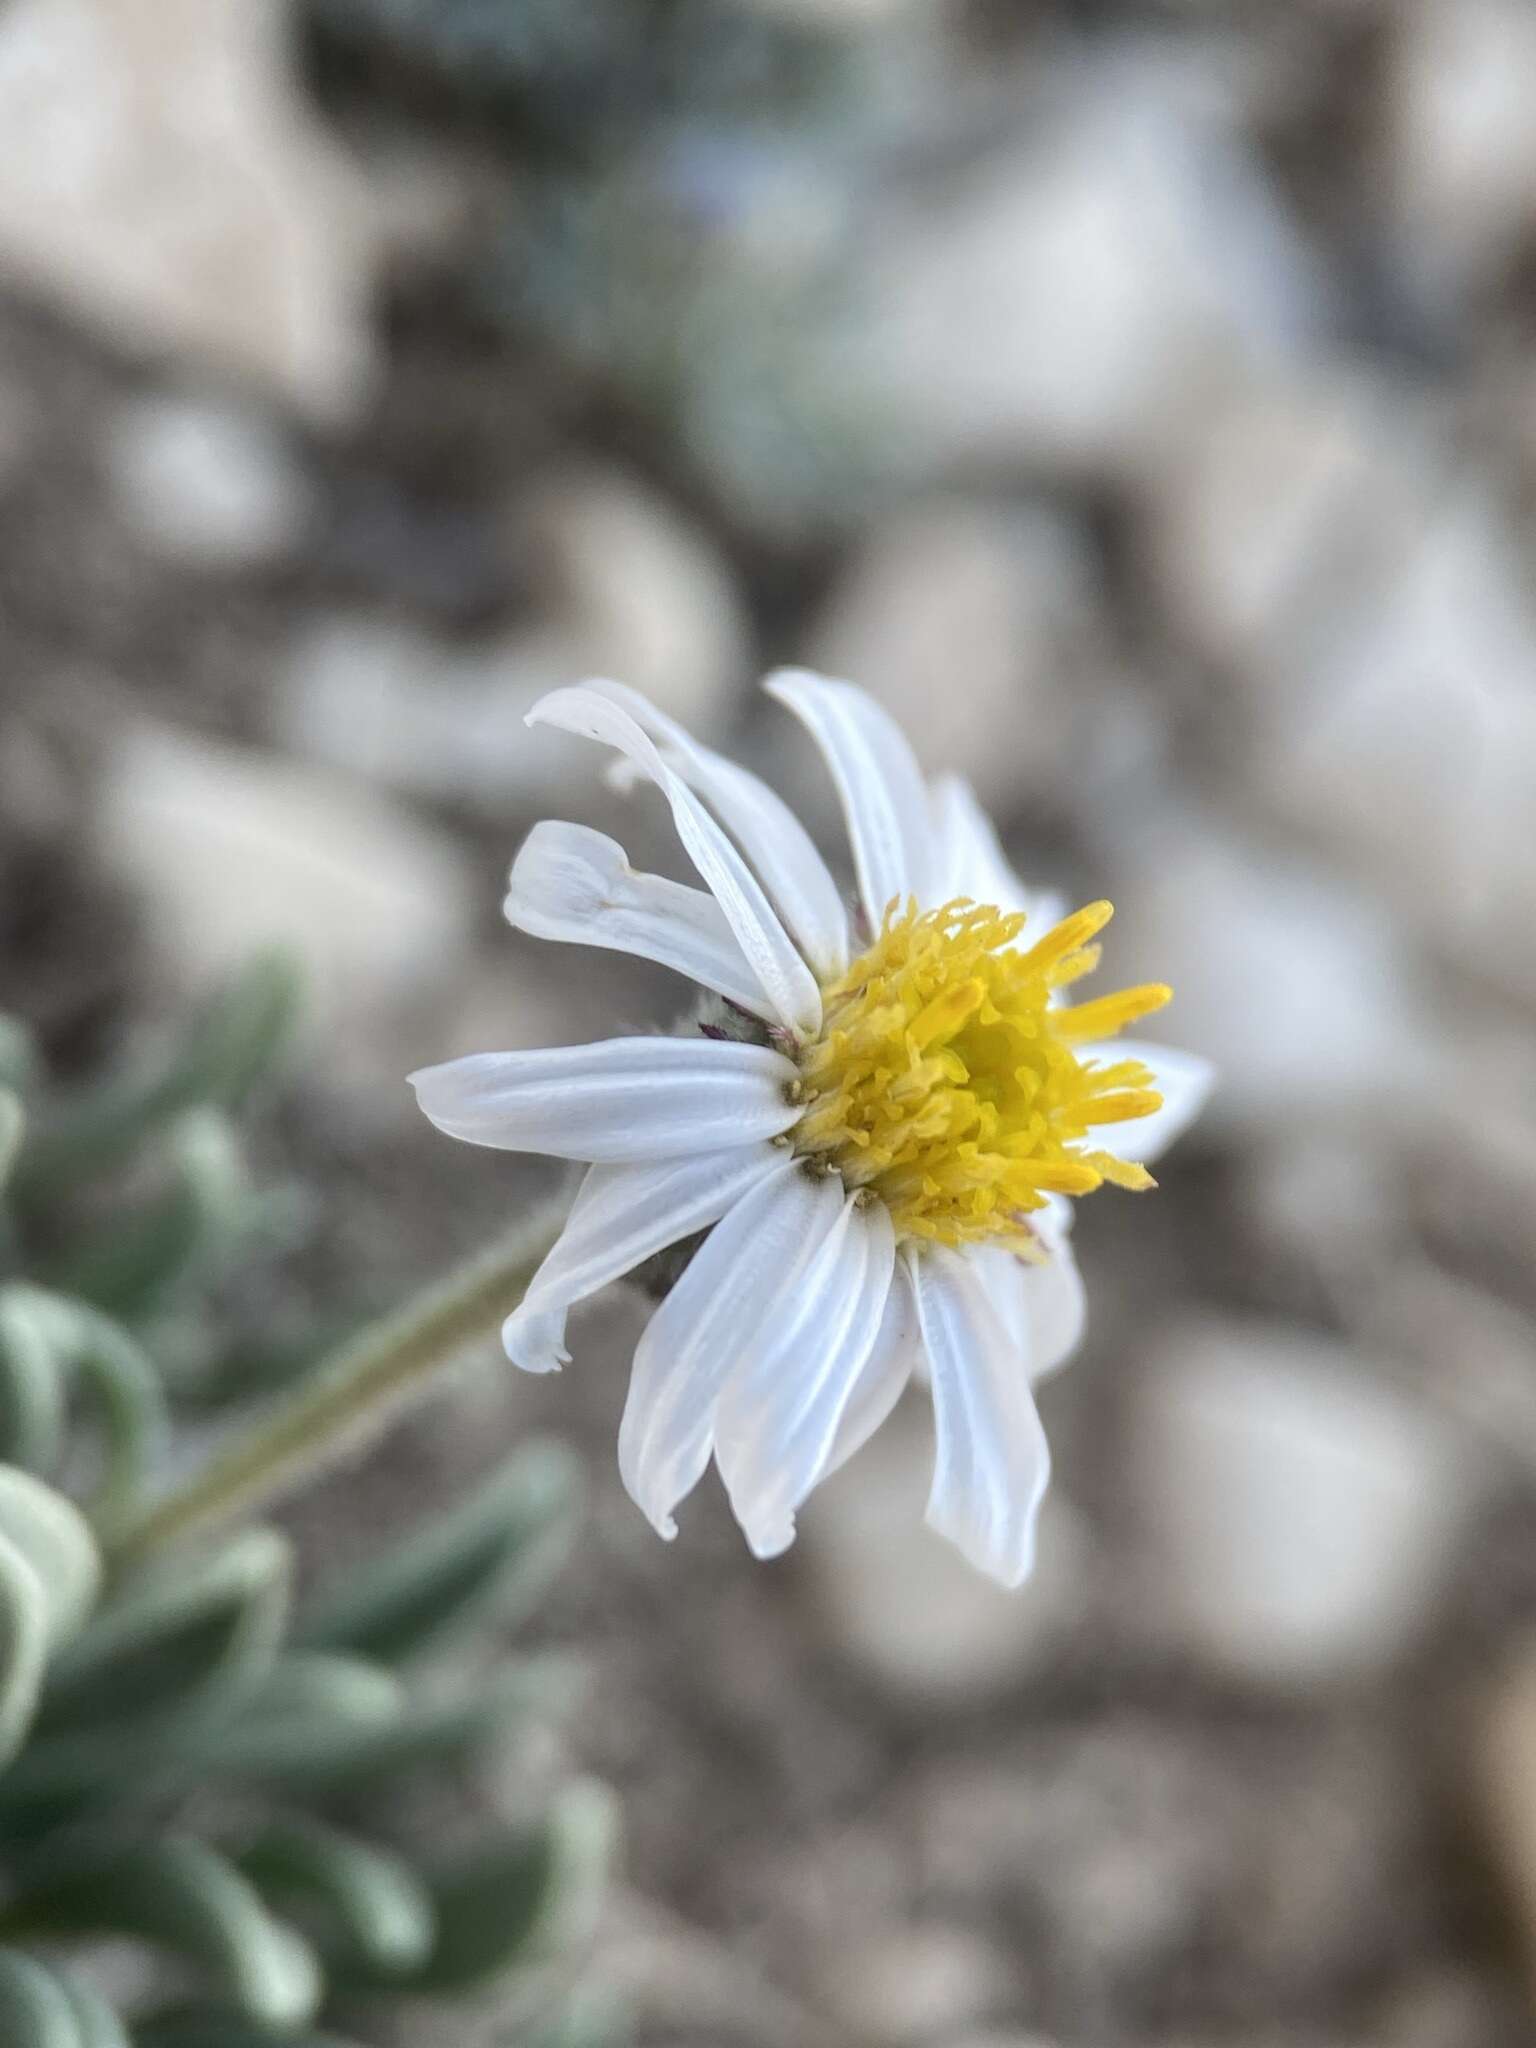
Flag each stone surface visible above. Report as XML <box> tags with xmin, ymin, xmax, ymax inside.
<box><xmin>1131</xmin><ymin>1317</ymin><xmax>1481</xmax><ymax>1687</ymax></box>
<box><xmin>826</xmin><ymin>1924</ymin><xmax>1010</xmax><ymax>2043</ymax></box>
<box><xmin>806</xmin><ymin>500</ymin><xmax>1137</xmax><ymax>815</ymax></box>
<box><xmin>1143</xmin><ymin>370</ymin><xmax>1536</xmax><ymax>997</ymax></box>
<box><xmin>1252</xmin><ymin>484</ymin><xmax>1536</xmax><ymax>997</ymax></box>
<box><xmin>1100</xmin><ymin>813</ymin><xmax>1430</xmax><ymax>1130</ymax></box>
<box><xmin>866</xmin><ymin>60</ymin><xmax>1323</xmax><ymax>478</ymax></box>
<box><xmin>1140</xmin><ymin>369</ymin><xmax>1437</xmax><ymax>688</ymax></box>
<box><xmin>1470</xmin><ymin>1641</ymin><xmax>1536</xmax><ymax>2006</ymax></box>
<box><xmin>798</xmin><ymin>1394</ymin><xmax>1090</xmax><ymax>1705</ymax></box>
<box><xmin>94</xmin><ymin>720</ymin><xmax>473</xmax><ymax>1063</ymax></box>
<box><xmin>282</xmin><ymin>468</ymin><xmax>748</xmax><ymax>808</ymax></box>
<box><xmin>1384</xmin><ymin>0</ymin><xmax>1536</xmax><ymax>320</ymax></box>
<box><xmin>106</xmin><ymin>392</ymin><xmax>315</xmax><ymax>568</ymax></box>
<box><xmin>0</xmin><ymin>0</ymin><xmax>379</xmax><ymax>420</ymax></box>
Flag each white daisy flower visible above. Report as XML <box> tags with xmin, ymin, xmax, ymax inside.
<box><xmin>412</xmin><ymin>671</ymin><xmax>1212</xmax><ymax>1587</ymax></box>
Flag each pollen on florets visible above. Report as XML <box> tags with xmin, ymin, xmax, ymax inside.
<box><xmin>791</xmin><ymin>895</ymin><xmax>1172</xmax><ymax>1252</ymax></box>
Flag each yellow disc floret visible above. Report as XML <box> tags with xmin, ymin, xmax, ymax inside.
<box><xmin>790</xmin><ymin>896</ymin><xmax>1172</xmax><ymax>1252</ymax></box>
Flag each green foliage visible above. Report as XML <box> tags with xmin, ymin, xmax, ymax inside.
<box><xmin>0</xmin><ymin>970</ymin><xmax>614</xmax><ymax>2043</ymax></box>
<box><xmin>303</xmin><ymin>0</ymin><xmax>887</xmax><ymax>539</ymax></box>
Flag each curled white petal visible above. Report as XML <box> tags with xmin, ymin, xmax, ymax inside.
<box><xmin>506</xmin><ymin>820</ymin><xmax>776</xmax><ymax>1019</ymax></box>
<box><xmin>500</xmin><ymin>1145</ymin><xmax>784</xmax><ymax>1379</ymax></box>
<box><xmin>912</xmin><ymin>1245</ymin><xmax>1051</xmax><ymax>1589</ymax></box>
<box><xmin>715</xmin><ymin>1193</ymin><xmax>896</xmax><ymax>1559</ymax></box>
<box><xmin>501</xmin><ymin>1306</ymin><xmax>571</xmax><ymax>1375</ymax></box>
<box><xmin>409</xmin><ymin>1036</ymin><xmax>801</xmax><ymax>1163</ymax></box>
<box><xmin>587</xmin><ymin>679</ymin><xmax>849</xmax><ymax>979</ymax></box>
<box><xmin>617</xmin><ymin>1160</ymin><xmax>836</xmax><ymax>1539</ymax></box>
<box><xmin>765</xmin><ymin>668</ymin><xmax>934</xmax><ymax>928</ymax></box>
<box><xmin>527</xmin><ymin>686</ymin><xmax>821</xmax><ymax>1037</ymax></box>
<box><xmin>1082</xmin><ymin>1037</ymin><xmax>1215</xmax><ymax>1165</ymax></box>
<box><xmin>820</xmin><ymin>1247</ymin><xmax>919</xmax><ymax>1482</ymax></box>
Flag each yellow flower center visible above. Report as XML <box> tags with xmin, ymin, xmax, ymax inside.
<box><xmin>790</xmin><ymin>896</ymin><xmax>1172</xmax><ymax>1252</ymax></box>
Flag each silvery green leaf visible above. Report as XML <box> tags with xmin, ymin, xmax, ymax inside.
<box><xmin>296</xmin><ymin>1438</ymin><xmax>581</xmax><ymax>1665</ymax></box>
<box><xmin>237</xmin><ymin>1819</ymin><xmax>436</xmax><ymax>1978</ymax></box>
<box><xmin>189</xmin><ymin>1654</ymin><xmax>579</xmax><ymax>1791</ymax></box>
<box><xmin>0</xmin><ymin>1293</ymin><xmax>68</xmax><ymax>1479</ymax></box>
<box><xmin>56</xmin><ymin>1976</ymin><xmax>129</xmax><ymax>2048</ymax></box>
<box><xmin>0</xmin><ymin>1533</ymin><xmax>49</xmax><ymax>1771</ymax></box>
<box><xmin>5</xmin><ymin>1837</ymin><xmax>322</xmax><ymax>2031</ymax></box>
<box><xmin>38</xmin><ymin>1528</ymin><xmax>289</xmax><ymax>1737</ymax></box>
<box><xmin>133</xmin><ymin>2018</ymin><xmax>361</xmax><ymax>2048</ymax></box>
<box><xmin>0</xmin><ymin>1294</ymin><xmax>166</xmax><ymax>1529</ymax></box>
<box><xmin>57</xmin><ymin>1110</ymin><xmax>247</xmax><ymax>1322</ymax></box>
<box><xmin>411</xmin><ymin>1778</ymin><xmax>618</xmax><ymax>1992</ymax></box>
<box><xmin>0</xmin><ymin>1017</ymin><xmax>37</xmax><ymax>1091</ymax></box>
<box><xmin>244</xmin><ymin>1650</ymin><xmax>406</xmax><ymax>1727</ymax></box>
<box><xmin>14</xmin><ymin>951</ymin><xmax>302</xmax><ymax>1200</ymax></box>
<box><xmin>0</xmin><ymin>1091</ymin><xmax>22</xmax><ymax>1191</ymax></box>
<box><xmin>0</xmin><ymin>1467</ymin><xmax>101</xmax><ymax>1649</ymax></box>
<box><xmin>0</xmin><ymin>1949</ymin><xmax>84</xmax><ymax>2048</ymax></box>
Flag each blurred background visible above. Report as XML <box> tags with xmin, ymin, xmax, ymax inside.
<box><xmin>3</xmin><ymin>0</ymin><xmax>1536</xmax><ymax>2043</ymax></box>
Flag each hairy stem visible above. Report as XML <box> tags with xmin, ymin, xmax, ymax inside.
<box><xmin>108</xmin><ymin>1197</ymin><xmax>569</xmax><ymax>1566</ymax></box>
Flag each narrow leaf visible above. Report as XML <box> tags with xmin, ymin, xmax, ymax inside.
<box><xmin>412</xmin><ymin>1778</ymin><xmax>617</xmax><ymax>1992</ymax></box>
<box><xmin>38</xmin><ymin>1528</ymin><xmax>289</xmax><ymax>1736</ymax></box>
<box><xmin>3</xmin><ymin>1837</ymin><xmax>322</xmax><ymax>2030</ymax></box>
<box><xmin>296</xmin><ymin>1439</ymin><xmax>581</xmax><ymax>1665</ymax></box>
<box><xmin>0</xmin><ymin>1467</ymin><xmax>101</xmax><ymax>1649</ymax></box>
<box><xmin>0</xmin><ymin>1534</ymin><xmax>49</xmax><ymax>1770</ymax></box>
<box><xmin>238</xmin><ymin>1820</ymin><xmax>435</xmax><ymax>1978</ymax></box>
<box><xmin>0</xmin><ymin>1950</ymin><xmax>84</xmax><ymax>2048</ymax></box>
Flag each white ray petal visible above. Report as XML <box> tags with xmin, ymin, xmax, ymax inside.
<box><xmin>715</xmin><ymin>1193</ymin><xmax>896</xmax><ymax>1558</ymax></box>
<box><xmin>765</xmin><ymin>668</ymin><xmax>934</xmax><ymax>929</ymax></box>
<box><xmin>501</xmin><ymin>1144</ymin><xmax>784</xmax><ymax>1374</ymax></box>
<box><xmin>527</xmin><ymin>687</ymin><xmax>822</xmax><ymax>1038</ymax></box>
<box><xmin>505</xmin><ymin>820</ymin><xmax>776</xmax><ymax>1019</ymax></box>
<box><xmin>1081</xmin><ymin>1037</ymin><xmax>1215</xmax><ymax>1164</ymax></box>
<box><xmin>617</xmin><ymin>1160</ymin><xmax>841</xmax><ymax>1539</ymax></box>
<box><xmin>501</xmin><ymin>1307</ymin><xmax>571</xmax><ymax>1376</ymax></box>
<box><xmin>913</xmin><ymin>1245</ymin><xmax>1052</xmax><ymax>1589</ymax></box>
<box><xmin>820</xmin><ymin>1257</ymin><xmax>920</xmax><ymax>1479</ymax></box>
<box><xmin>587</xmin><ymin>679</ymin><xmax>849</xmax><ymax>979</ymax></box>
<box><xmin>969</xmin><ymin>1234</ymin><xmax>1086</xmax><ymax>1388</ymax></box>
<box><xmin>410</xmin><ymin>1036</ymin><xmax>801</xmax><ymax>1163</ymax></box>
<box><xmin>928</xmin><ymin>773</ymin><xmax>1066</xmax><ymax>934</ymax></box>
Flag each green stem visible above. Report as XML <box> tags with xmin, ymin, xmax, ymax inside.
<box><xmin>108</xmin><ymin>1197</ymin><xmax>569</xmax><ymax>1568</ymax></box>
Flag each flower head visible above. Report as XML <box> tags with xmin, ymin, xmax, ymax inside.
<box><xmin>412</xmin><ymin>671</ymin><xmax>1211</xmax><ymax>1586</ymax></box>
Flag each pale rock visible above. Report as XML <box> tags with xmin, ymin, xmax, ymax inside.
<box><xmin>865</xmin><ymin>62</ymin><xmax>1323</xmax><ymax>479</ymax></box>
<box><xmin>0</xmin><ymin>369</ymin><xmax>35</xmax><ymax>492</ymax></box>
<box><xmin>95</xmin><ymin>721</ymin><xmax>473</xmax><ymax>1061</ymax></box>
<box><xmin>798</xmin><ymin>1393</ymin><xmax>1089</xmax><ymax>1705</ymax></box>
<box><xmin>1141</xmin><ymin>369</ymin><xmax>1438</xmax><ymax>686</ymax></box>
<box><xmin>106</xmin><ymin>392</ymin><xmax>314</xmax><ymax>569</ymax></box>
<box><xmin>0</xmin><ymin>0</ymin><xmax>379</xmax><ymax>421</ymax></box>
<box><xmin>1470</xmin><ymin>1639</ymin><xmax>1536</xmax><ymax>2007</ymax></box>
<box><xmin>282</xmin><ymin>468</ymin><xmax>748</xmax><ymax>808</ymax></box>
<box><xmin>1384</xmin><ymin>0</ymin><xmax>1536</xmax><ymax>318</ymax></box>
<box><xmin>1100</xmin><ymin>813</ymin><xmax>1430</xmax><ymax>1129</ymax></box>
<box><xmin>945</xmin><ymin>2037</ymin><xmax>1060</xmax><ymax>2048</ymax></box>
<box><xmin>806</xmin><ymin>501</ymin><xmax>1136</xmax><ymax>815</ymax></box>
<box><xmin>745</xmin><ymin>0</ymin><xmax>917</xmax><ymax>22</ymax></box>
<box><xmin>1246</xmin><ymin>1130</ymin><xmax>1399</xmax><ymax>1272</ymax></box>
<box><xmin>1145</xmin><ymin>372</ymin><xmax>1536</xmax><ymax>993</ymax></box>
<box><xmin>827</xmin><ymin>1924</ymin><xmax>1008</xmax><ymax>2044</ymax></box>
<box><xmin>1254</xmin><ymin>486</ymin><xmax>1536</xmax><ymax>996</ymax></box>
<box><xmin>1132</xmin><ymin>1317</ymin><xmax>1481</xmax><ymax>1687</ymax></box>
<box><xmin>1357</xmin><ymin>1264</ymin><xmax>1536</xmax><ymax>1488</ymax></box>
